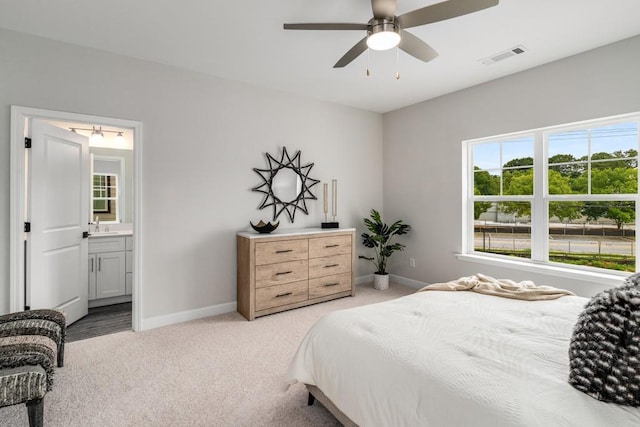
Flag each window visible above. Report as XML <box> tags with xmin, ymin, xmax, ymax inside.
<box><xmin>92</xmin><ymin>173</ymin><xmax>119</xmax><ymax>222</ymax></box>
<box><xmin>465</xmin><ymin>113</ymin><xmax>639</xmax><ymax>274</ymax></box>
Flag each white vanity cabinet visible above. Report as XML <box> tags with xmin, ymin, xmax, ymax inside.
<box><xmin>88</xmin><ymin>235</ymin><xmax>132</xmax><ymax>302</ymax></box>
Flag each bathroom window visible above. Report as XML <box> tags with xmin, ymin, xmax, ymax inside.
<box><xmin>93</xmin><ymin>173</ymin><xmax>119</xmax><ymax>222</ymax></box>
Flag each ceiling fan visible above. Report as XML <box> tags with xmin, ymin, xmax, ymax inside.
<box><xmin>284</xmin><ymin>0</ymin><xmax>499</xmax><ymax>68</ymax></box>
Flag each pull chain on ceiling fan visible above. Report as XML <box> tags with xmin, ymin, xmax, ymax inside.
<box><xmin>283</xmin><ymin>0</ymin><xmax>499</xmax><ymax>69</ymax></box>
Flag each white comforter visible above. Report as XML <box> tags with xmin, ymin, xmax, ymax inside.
<box><xmin>287</xmin><ymin>291</ymin><xmax>640</xmax><ymax>427</ymax></box>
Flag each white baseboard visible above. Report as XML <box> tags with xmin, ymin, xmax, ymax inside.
<box><xmin>141</xmin><ymin>301</ymin><xmax>237</xmax><ymax>331</ymax></box>
<box><xmin>356</xmin><ymin>274</ymin><xmax>428</xmax><ymax>289</ymax></box>
<box><xmin>390</xmin><ymin>274</ymin><xmax>429</xmax><ymax>289</ymax></box>
<box><xmin>141</xmin><ymin>275</ymin><xmax>427</xmax><ymax>331</ymax></box>
<box><xmin>89</xmin><ymin>294</ymin><xmax>132</xmax><ymax>308</ymax></box>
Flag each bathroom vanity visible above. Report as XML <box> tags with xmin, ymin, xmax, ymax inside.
<box><xmin>88</xmin><ymin>230</ymin><xmax>133</xmax><ymax>307</ymax></box>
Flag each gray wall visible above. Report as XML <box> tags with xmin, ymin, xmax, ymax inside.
<box><xmin>0</xmin><ymin>29</ymin><xmax>383</xmax><ymax>318</ymax></box>
<box><xmin>383</xmin><ymin>35</ymin><xmax>640</xmax><ymax>297</ymax></box>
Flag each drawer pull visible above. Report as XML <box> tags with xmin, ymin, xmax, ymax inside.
<box><xmin>276</xmin><ymin>249</ymin><xmax>293</xmax><ymax>254</ymax></box>
<box><xmin>324</xmin><ymin>263</ymin><xmax>339</xmax><ymax>268</ymax></box>
<box><xmin>324</xmin><ymin>283</ymin><xmax>339</xmax><ymax>287</ymax></box>
<box><xmin>276</xmin><ymin>271</ymin><xmax>293</xmax><ymax>276</ymax></box>
<box><xmin>276</xmin><ymin>292</ymin><xmax>293</xmax><ymax>298</ymax></box>
<box><xmin>325</xmin><ymin>244</ymin><xmax>339</xmax><ymax>248</ymax></box>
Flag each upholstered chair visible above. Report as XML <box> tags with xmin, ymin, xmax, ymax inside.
<box><xmin>0</xmin><ymin>309</ymin><xmax>67</xmax><ymax>427</ymax></box>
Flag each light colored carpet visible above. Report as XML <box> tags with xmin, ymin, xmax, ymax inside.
<box><xmin>0</xmin><ymin>283</ymin><xmax>414</xmax><ymax>427</ymax></box>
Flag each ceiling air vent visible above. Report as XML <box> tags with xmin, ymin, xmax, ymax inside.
<box><xmin>480</xmin><ymin>45</ymin><xmax>527</xmax><ymax>65</ymax></box>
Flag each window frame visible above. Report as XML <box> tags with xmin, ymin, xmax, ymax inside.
<box><xmin>462</xmin><ymin>112</ymin><xmax>640</xmax><ymax>278</ymax></box>
<box><xmin>92</xmin><ymin>172</ymin><xmax>120</xmax><ymax>223</ymax></box>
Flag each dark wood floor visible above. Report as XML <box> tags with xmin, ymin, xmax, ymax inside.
<box><xmin>66</xmin><ymin>303</ymin><xmax>132</xmax><ymax>342</ymax></box>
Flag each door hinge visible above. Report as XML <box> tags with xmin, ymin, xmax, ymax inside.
<box><xmin>24</xmin><ymin>137</ymin><xmax>32</xmax><ymax>148</ymax></box>
<box><xmin>24</xmin><ymin>222</ymin><xmax>31</xmax><ymax>233</ymax></box>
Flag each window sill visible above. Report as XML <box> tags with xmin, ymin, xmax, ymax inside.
<box><xmin>456</xmin><ymin>253</ymin><xmax>628</xmax><ymax>288</ymax></box>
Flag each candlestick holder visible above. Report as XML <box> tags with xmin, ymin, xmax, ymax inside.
<box><xmin>321</xmin><ymin>221</ymin><xmax>339</xmax><ymax>228</ymax></box>
<box><xmin>321</xmin><ymin>179</ymin><xmax>339</xmax><ymax>228</ymax></box>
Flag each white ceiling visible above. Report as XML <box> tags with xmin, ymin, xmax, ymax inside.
<box><xmin>1</xmin><ymin>1</ymin><xmax>639</xmax><ymax>113</ymax></box>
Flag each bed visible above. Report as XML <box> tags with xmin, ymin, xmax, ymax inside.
<box><xmin>286</xmin><ymin>289</ymin><xmax>640</xmax><ymax>426</ymax></box>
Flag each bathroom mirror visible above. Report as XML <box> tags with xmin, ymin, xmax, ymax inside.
<box><xmin>252</xmin><ymin>147</ymin><xmax>319</xmax><ymax>223</ymax></box>
<box><xmin>90</xmin><ymin>150</ymin><xmax>134</xmax><ymax>224</ymax></box>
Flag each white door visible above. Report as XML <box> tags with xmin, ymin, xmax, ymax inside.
<box><xmin>28</xmin><ymin>119</ymin><xmax>89</xmax><ymax>325</ymax></box>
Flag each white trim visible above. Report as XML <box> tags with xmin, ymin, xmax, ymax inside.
<box><xmin>145</xmin><ymin>275</ymin><xmax>422</xmax><ymax>330</ymax></box>
<box><xmin>461</xmin><ymin>140</ymin><xmax>471</xmax><ymax>253</ymax></box>
<box><xmin>9</xmin><ymin>106</ymin><xmax>143</xmax><ymax>332</ymax></box>
<box><xmin>389</xmin><ymin>274</ymin><xmax>429</xmax><ymax>289</ymax></box>
<box><xmin>9</xmin><ymin>108</ymin><xmax>26</xmax><ymax>314</ymax></box>
<box><xmin>532</xmin><ymin>131</ymin><xmax>546</xmax><ymax>260</ymax></box>
<box><xmin>141</xmin><ymin>301</ymin><xmax>237</xmax><ymax>331</ymax></box>
<box><xmin>88</xmin><ymin>294</ymin><xmax>132</xmax><ymax>308</ymax></box>
<box><xmin>356</xmin><ymin>274</ymin><xmax>428</xmax><ymax>290</ymax></box>
<box><xmin>132</xmin><ymin>123</ymin><xmax>143</xmax><ymax>332</ymax></box>
<box><xmin>456</xmin><ymin>253</ymin><xmax>626</xmax><ymax>288</ymax></box>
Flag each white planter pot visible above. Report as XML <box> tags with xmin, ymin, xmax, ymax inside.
<box><xmin>373</xmin><ymin>273</ymin><xmax>389</xmax><ymax>290</ymax></box>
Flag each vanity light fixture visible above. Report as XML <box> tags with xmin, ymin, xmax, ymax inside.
<box><xmin>115</xmin><ymin>132</ymin><xmax>125</xmax><ymax>145</ymax></box>
<box><xmin>68</xmin><ymin>126</ymin><xmax>127</xmax><ymax>145</ymax></box>
<box><xmin>90</xmin><ymin>126</ymin><xmax>104</xmax><ymax>144</ymax></box>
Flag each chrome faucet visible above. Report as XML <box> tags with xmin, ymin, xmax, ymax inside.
<box><xmin>94</xmin><ymin>216</ymin><xmax>100</xmax><ymax>232</ymax></box>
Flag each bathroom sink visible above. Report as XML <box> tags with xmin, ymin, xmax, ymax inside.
<box><xmin>89</xmin><ymin>230</ymin><xmax>132</xmax><ymax>237</ymax></box>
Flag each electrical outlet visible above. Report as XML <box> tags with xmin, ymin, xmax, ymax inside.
<box><xmin>410</xmin><ymin>258</ymin><xmax>415</xmax><ymax>268</ymax></box>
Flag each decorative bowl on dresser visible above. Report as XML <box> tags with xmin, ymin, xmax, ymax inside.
<box><xmin>236</xmin><ymin>228</ymin><xmax>356</xmax><ymax>320</ymax></box>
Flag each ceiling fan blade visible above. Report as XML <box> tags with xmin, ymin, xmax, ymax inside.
<box><xmin>398</xmin><ymin>31</ymin><xmax>438</xmax><ymax>63</ymax></box>
<box><xmin>283</xmin><ymin>23</ymin><xmax>369</xmax><ymax>31</ymax></box>
<box><xmin>371</xmin><ymin>0</ymin><xmax>397</xmax><ymax>19</ymax></box>
<box><xmin>333</xmin><ymin>37</ymin><xmax>368</xmax><ymax>68</ymax></box>
<box><xmin>398</xmin><ymin>0</ymin><xmax>499</xmax><ymax>29</ymax></box>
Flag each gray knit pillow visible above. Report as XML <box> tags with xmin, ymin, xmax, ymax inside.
<box><xmin>568</xmin><ymin>273</ymin><xmax>640</xmax><ymax>406</ymax></box>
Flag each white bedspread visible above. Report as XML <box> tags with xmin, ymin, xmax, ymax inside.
<box><xmin>286</xmin><ymin>291</ymin><xmax>640</xmax><ymax>427</ymax></box>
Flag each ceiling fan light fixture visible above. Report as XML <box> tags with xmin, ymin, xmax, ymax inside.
<box><xmin>367</xmin><ymin>19</ymin><xmax>400</xmax><ymax>51</ymax></box>
<box><xmin>367</xmin><ymin>31</ymin><xmax>400</xmax><ymax>51</ymax></box>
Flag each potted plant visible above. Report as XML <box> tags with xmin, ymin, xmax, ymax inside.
<box><xmin>359</xmin><ymin>209</ymin><xmax>411</xmax><ymax>290</ymax></box>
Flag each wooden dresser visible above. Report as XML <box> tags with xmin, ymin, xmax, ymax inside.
<box><xmin>237</xmin><ymin>228</ymin><xmax>356</xmax><ymax>320</ymax></box>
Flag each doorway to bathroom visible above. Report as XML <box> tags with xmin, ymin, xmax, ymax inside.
<box><xmin>9</xmin><ymin>106</ymin><xmax>143</xmax><ymax>335</ymax></box>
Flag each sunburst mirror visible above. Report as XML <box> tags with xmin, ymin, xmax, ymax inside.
<box><xmin>252</xmin><ymin>147</ymin><xmax>320</xmax><ymax>222</ymax></box>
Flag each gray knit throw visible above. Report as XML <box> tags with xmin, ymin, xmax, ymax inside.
<box><xmin>568</xmin><ymin>273</ymin><xmax>640</xmax><ymax>406</ymax></box>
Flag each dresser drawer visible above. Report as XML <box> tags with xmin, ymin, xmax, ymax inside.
<box><xmin>309</xmin><ymin>254</ymin><xmax>351</xmax><ymax>279</ymax></box>
<box><xmin>255</xmin><ymin>239</ymin><xmax>308</xmax><ymax>265</ymax></box>
<box><xmin>255</xmin><ymin>260</ymin><xmax>308</xmax><ymax>288</ymax></box>
<box><xmin>309</xmin><ymin>235</ymin><xmax>352</xmax><ymax>259</ymax></box>
<box><xmin>255</xmin><ymin>280</ymin><xmax>308</xmax><ymax>311</ymax></box>
<box><xmin>309</xmin><ymin>272</ymin><xmax>352</xmax><ymax>299</ymax></box>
